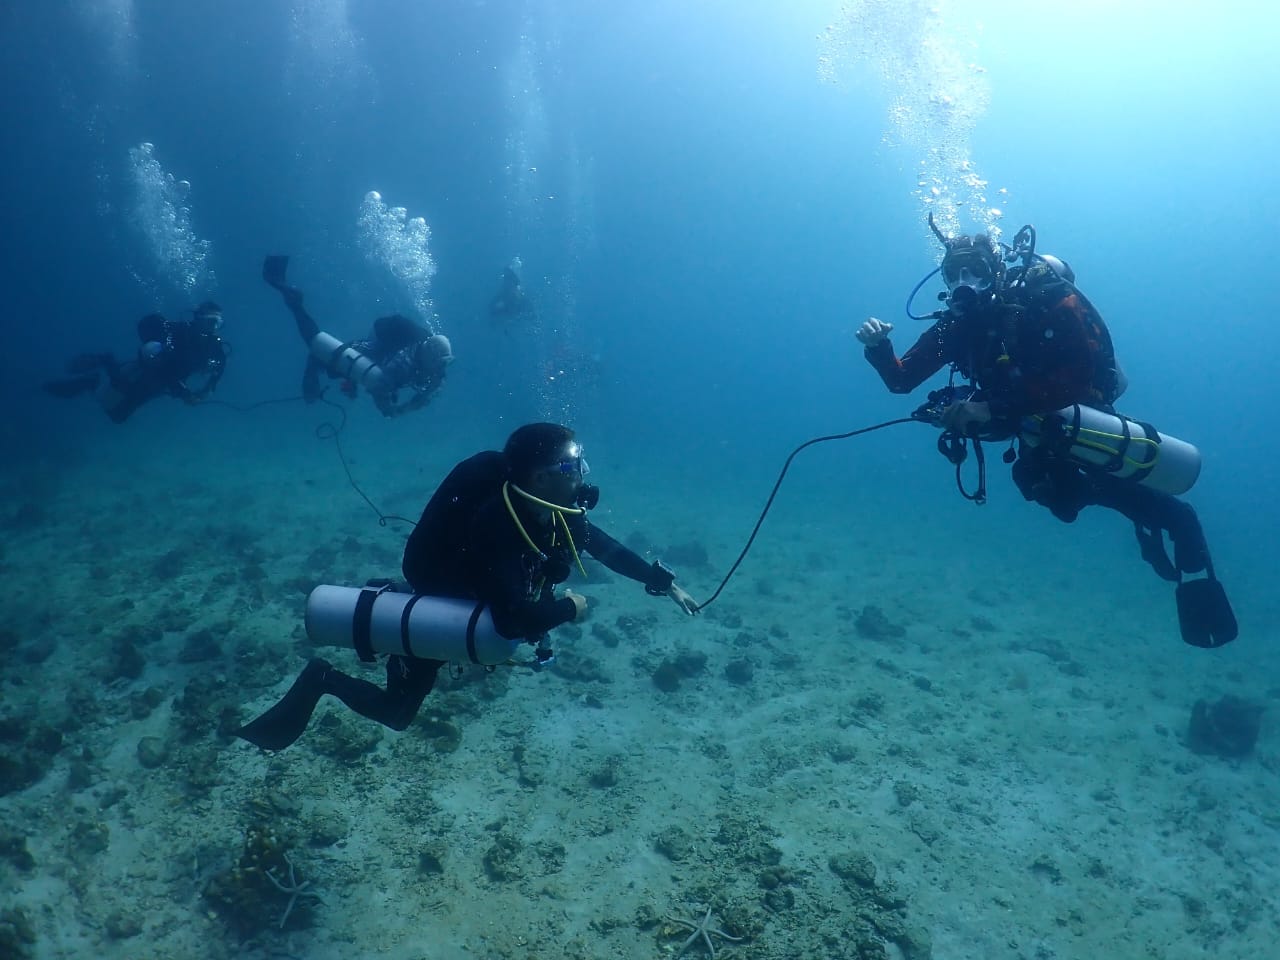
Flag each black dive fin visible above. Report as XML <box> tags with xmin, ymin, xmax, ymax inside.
<box><xmin>262</xmin><ymin>254</ymin><xmax>290</xmax><ymax>290</ymax></box>
<box><xmin>236</xmin><ymin>658</ymin><xmax>330</xmax><ymax>750</ymax></box>
<box><xmin>1176</xmin><ymin>579</ymin><xmax>1238</xmax><ymax>648</ymax></box>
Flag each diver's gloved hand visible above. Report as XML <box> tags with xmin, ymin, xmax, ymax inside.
<box><xmin>855</xmin><ymin>317</ymin><xmax>894</xmax><ymax>346</ymax></box>
<box><xmin>564</xmin><ymin>590</ymin><xmax>588</xmax><ymax>620</ymax></box>
<box><xmin>940</xmin><ymin>400</ymin><xmax>991</xmax><ymax>435</ymax></box>
<box><xmin>667</xmin><ymin>584</ymin><xmax>699</xmax><ymax>616</ymax></box>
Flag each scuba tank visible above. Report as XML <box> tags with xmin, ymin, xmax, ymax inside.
<box><xmin>305</xmin><ymin>584</ymin><xmax>521</xmax><ymax>665</ymax></box>
<box><xmin>1020</xmin><ymin>404</ymin><xmax>1201</xmax><ymax>495</ymax></box>
<box><xmin>307</xmin><ymin>331</ymin><xmax>386</xmax><ymax>393</ymax></box>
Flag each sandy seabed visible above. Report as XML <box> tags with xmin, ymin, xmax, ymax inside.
<box><xmin>2</xmin><ymin>412</ymin><xmax>1277</xmax><ymax>960</ymax></box>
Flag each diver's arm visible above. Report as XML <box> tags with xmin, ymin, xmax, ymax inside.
<box><xmin>578</xmin><ymin>521</ymin><xmax>656</xmax><ymax>583</ymax></box>
<box><xmin>192</xmin><ymin>339</ymin><xmax>226</xmax><ymax>399</ymax></box>
<box><xmin>487</xmin><ymin>582</ymin><xmax>579</xmax><ymax>639</ymax></box>
<box><xmin>864</xmin><ymin>320</ymin><xmax>954</xmax><ymax>394</ymax></box>
<box><xmin>481</xmin><ymin>544</ymin><xmax>579</xmax><ymax>639</ymax></box>
<box><xmin>579</xmin><ymin>521</ymin><xmax>698</xmax><ymax>613</ymax></box>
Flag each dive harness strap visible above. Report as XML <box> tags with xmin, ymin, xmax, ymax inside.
<box><xmin>353</xmin><ymin>580</ymin><xmax>394</xmax><ymax>662</ymax></box>
<box><xmin>355</xmin><ymin>581</ymin><xmax>489</xmax><ymax>664</ymax></box>
<box><xmin>400</xmin><ymin>593</ymin><xmax>424</xmax><ymax>657</ymax></box>
<box><xmin>464</xmin><ymin>603</ymin><xmax>485</xmax><ymax>664</ymax></box>
<box><xmin>1054</xmin><ymin>406</ymin><xmax>1163</xmax><ymax>486</ymax></box>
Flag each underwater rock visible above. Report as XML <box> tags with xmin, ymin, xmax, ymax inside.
<box><xmin>591</xmin><ymin>622</ymin><xmax>622</xmax><ymax>648</ymax></box>
<box><xmin>0</xmin><ymin>716</ymin><xmax>64</xmax><ymax>797</ymax></box>
<box><xmin>724</xmin><ymin>658</ymin><xmax>754</xmax><ymax>686</ymax></box>
<box><xmin>0</xmin><ymin>824</ymin><xmax>34</xmax><ymax>871</ymax></box>
<box><xmin>855</xmin><ymin>605</ymin><xmax>906</xmax><ymax>641</ymax></box>
<box><xmin>482</xmin><ymin>832</ymin><xmax>525</xmax><ymax>881</ymax></box>
<box><xmin>0</xmin><ymin>907</ymin><xmax>36</xmax><ymax>959</ymax></box>
<box><xmin>587</xmin><ymin>755</ymin><xmax>622</xmax><ymax>789</ymax></box>
<box><xmin>172</xmin><ymin>674</ymin><xmax>235</xmax><ymax>743</ymax></box>
<box><xmin>653</xmin><ymin>825</ymin><xmax>693</xmax><ymax>862</ymax></box>
<box><xmin>616</xmin><ymin>612</ymin><xmax>658</xmax><ymax>642</ymax></box>
<box><xmin>418</xmin><ymin>843</ymin><xmax>446</xmax><ymax>876</ymax></box>
<box><xmin>415</xmin><ymin>714</ymin><xmax>463</xmax><ymax>753</ymax></box>
<box><xmin>104</xmin><ymin>909</ymin><xmax>143</xmax><ymax>940</ymax></box>
<box><xmin>205</xmin><ymin>824</ymin><xmax>317</xmax><ymax>937</ymax></box>
<box><xmin>136</xmin><ymin>736</ymin><xmax>170</xmax><ymax>769</ymax></box>
<box><xmin>829</xmin><ymin>852</ymin><xmax>877</xmax><ymax>888</ymax></box>
<box><xmin>1187</xmin><ymin>694</ymin><xmax>1264</xmax><ymax>758</ymax></box>
<box><xmin>652</xmin><ymin>661</ymin><xmax>682</xmax><ymax>693</ymax></box>
<box><xmin>664</xmin><ymin>540</ymin><xmax>710</xmax><ymax>569</ymax></box>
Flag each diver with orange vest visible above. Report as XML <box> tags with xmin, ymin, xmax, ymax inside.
<box><xmin>856</xmin><ymin>216</ymin><xmax>1236</xmax><ymax>647</ymax></box>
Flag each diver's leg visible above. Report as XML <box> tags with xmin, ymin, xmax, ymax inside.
<box><xmin>66</xmin><ymin>353</ymin><xmax>115</xmax><ymax>375</ymax></box>
<box><xmin>44</xmin><ymin>352</ymin><xmax>118</xmax><ymax>398</ymax></box>
<box><xmin>43</xmin><ymin>375</ymin><xmax>99</xmax><ymax>399</ymax></box>
<box><xmin>1091</xmin><ymin>479</ymin><xmax>1237</xmax><ymax>646</ymax></box>
<box><xmin>1091</xmin><ymin>481</ymin><xmax>1206</xmax><ymax>576</ymax></box>
<box><xmin>322</xmin><ymin>655</ymin><xmax>443</xmax><ymax>731</ymax></box>
<box><xmin>82</xmin><ymin>359</ymin><xmax>152</xmax><ymax>424</ymax></box>
<box><xmin>301</xmin><ymin>356</ymin><xmax>323</xmax><ymax>402</ymax></box>
<box><xmin>262</xmin><ymin>258</ymin><xmax>321</xmax><ymax>344</ymax></box>
<box><xmin>287</xmin><ymin>293</ymin><xmax>320</xmax><ymax>343</ymax></box>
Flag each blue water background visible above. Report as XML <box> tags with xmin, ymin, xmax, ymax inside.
<box><xmin>2</xmin><ymin>0</ymin><xmax>1277</xmax><ymax>628</ymax></box>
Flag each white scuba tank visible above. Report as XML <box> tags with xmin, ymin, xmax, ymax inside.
<box><xmin>307</xmin><ymin>331</ymin><xmax>386</xmax><ymax>393</ymax></box>
<box><xmin>305</xmin><ymin>584</ymin><xmax>520</xmax><ymax>665</ymax></box>
<box><xmin>1021</xmin><ymin>404</ymin><xmax>1201</xmax><ymax>495</ymax></box>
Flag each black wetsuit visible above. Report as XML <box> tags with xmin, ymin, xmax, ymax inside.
<box><xmin>237</xmin><ymin>450</ymin><xmax>672</xmax><ymax>750</ymax></box>
<box><xmin>44</xmin><ymin>314</ymin><xmax>226</xmax><ymax>423</ymax></box>
<box><xmin>281</xmin><ymin>284</ymin><xmax>438</xmax><ymax>416</ymax></box>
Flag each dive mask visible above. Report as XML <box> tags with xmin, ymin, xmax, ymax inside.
<box><xmin>553</xmin><ymin>442</ymin><xmax>598</xmax><ymax>509</ymax></box>
<box><xmin>941</xmin><ymin>249</ymin><xmax>995</xmax><ymax>294</ymax></box>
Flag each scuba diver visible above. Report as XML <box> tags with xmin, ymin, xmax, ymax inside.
<box><xmin>855</xmin><ymin>216</ymin><xmax>1237</xmax><ymax>648</ymax></box>
<box><xmin>262</xmin><ymin>255</ymin><xmax>453</xmax><ymax>418</ymax></box>
<box><xmin>236</xmin><ymin>422</ymin><xmax>700</xmax><ymax>751</ymax></box>
<box><xmin>42</xmin><ymin>301</ymin><xmax>227</xmax><ymax>423</ymax></box>
<box><xmin>488</xmin><ymin>256</ymin><xmax>535</xmax><ymax>328</ymax></box>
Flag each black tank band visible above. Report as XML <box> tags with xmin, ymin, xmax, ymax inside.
<box><xmin>352</xmin><ymin>582</ymin><xmax>391</xmax><ymax>662</ymax></box>
<box><xmin>465</xmin><ymin>604</ymin><xmax>485</xmax><ymax>663</ymax></box>
<box><xmin>400</xmin><ymin>594</ymin><xmax>424</xmax><ymax>658</ymax></box>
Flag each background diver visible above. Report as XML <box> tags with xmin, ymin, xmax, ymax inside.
<box><xmin>237</xmin><ymin>422</ymin><xmax>700</xmax><ymax>750</ymax></box>
<box><xmin>854</xmin><ymin>217</ymin><xmax>1237</xmax><ymax>648</ymax></box>
<box><xmin>263</xmin><ymin>254</ymin><xmax>453</xmax><ymax>418</ymax></box>
<box><xmin>43</xmin><ymin>301</ymin><xmax>227</xmax><ymax>423</ymax></box>
<box><xmin>488</xmin><ymin>256</ymin><xmax>535</xmax><ymax>329</ymax></box>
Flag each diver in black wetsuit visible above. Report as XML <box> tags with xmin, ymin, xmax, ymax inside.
<box><xmin>43</xmin><ymin>302</ymin><xmax>227</xmax><ymax>423</ymax></box>
<box><xmin>488</xmin><ymin>257</ymin><xmax>535</xmax><ymax>329</ymax></box>
<box><xmin>237</xmin><ymin>422</ymin><xmax>699</xmax><ymax>751</ymax></box>
<box><xmin>262</xmin><ymin>254</ymin><xmax>453</xmax><ymax>417</ymax></box>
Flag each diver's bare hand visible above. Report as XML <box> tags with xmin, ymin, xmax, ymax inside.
<box><xmin>940</xmin><ymin>400</ymin><xmax>991</xmax><ymax>434</ymax></box>
<box><xmin>856</xmin><ymin>317</ymin><xmax>894</xmax><ymax>346</ymax></box>
<box><xmin>668</xmin><ymin>584</ymin><xmax>699</xmax><ymax>616</ymax></box>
